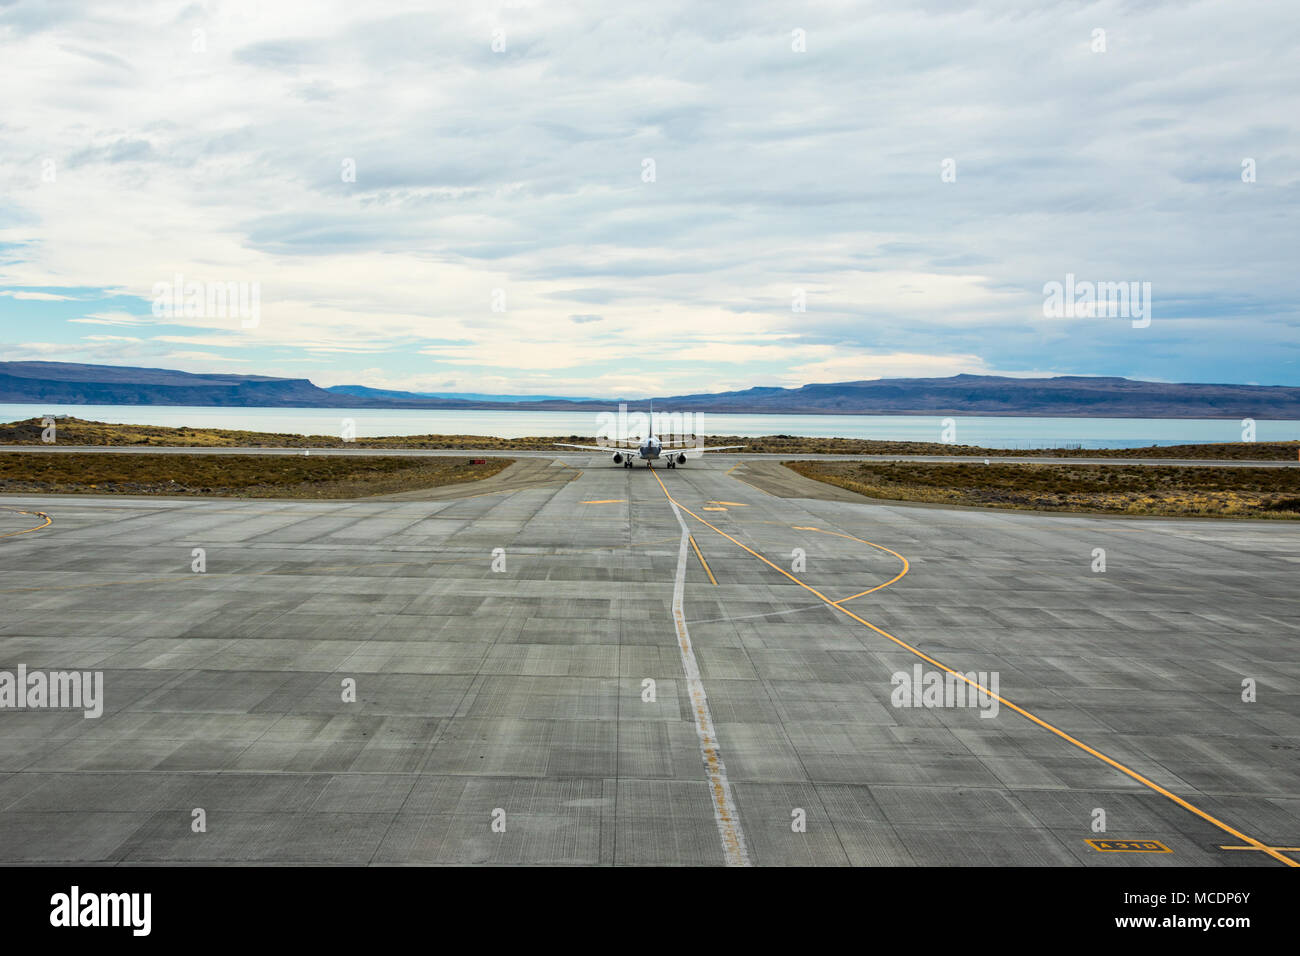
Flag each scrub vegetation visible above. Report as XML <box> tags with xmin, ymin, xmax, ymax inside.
<box><xmin>784</xmin><ymin>460</ymin><xmax>1300</xmax><ymax>519</ymax></box>
<box><xmin>3</xmin><ymin>418</ymin><xmax>1297</xmax><ymax>459</ymax></box>
<box><xmin>0</xmin><ymin>452</ymin><xmax>513</xmax><ymax>499</ymax></box>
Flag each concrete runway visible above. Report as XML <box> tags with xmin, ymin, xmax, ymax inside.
<box><xmin>0</xmin><ymin>454</ymin><xmax>1296</xmax><ymax>866</ymax></box>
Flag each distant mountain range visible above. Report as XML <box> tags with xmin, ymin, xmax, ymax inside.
<box><xmin>3</xmin><ymin>361</ymin><xmax>1300</xmax><ymax>419</ymax></box>
<box><xmin>326</xmin><ymin>384</ymin><xmax>597</xmax><ymax>403</ymax></box>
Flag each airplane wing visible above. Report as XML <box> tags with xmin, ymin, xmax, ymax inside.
<box><xmin>674</xmin><ymin>444</ymin><xmax>747</xmax><ymax>459</ymax></box>
<box><xmin>554</xmin><ymin>443</ymin><xmax>634</xmax><ymax>452</ymax></box>
<box><xmin>658</xmin><ymin>439</ymin><xmax>747</xmax><ymax>450</ymax></box>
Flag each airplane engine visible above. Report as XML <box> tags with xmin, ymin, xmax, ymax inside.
<box><xmin>676</xmin><ymin>454</ymin><xmax>687</xmax><ymax>465</ymax></box>
<box><xmin>612</xmin><ymin>452</ymin><xmax>623</xmax><ymax>464</ymax></box>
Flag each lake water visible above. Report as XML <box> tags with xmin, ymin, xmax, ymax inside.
<box><xmin>2</xmin><ymin>403</ymin><xmax>1297</xmax><ymax>449</ymax></box>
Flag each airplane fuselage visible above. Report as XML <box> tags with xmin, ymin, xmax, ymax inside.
<box><xmin>612</xmin><ymin>436</ymin><xmax>685</xmax><ymax>468</ymax></box>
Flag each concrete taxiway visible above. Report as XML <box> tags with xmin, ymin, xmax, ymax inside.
<box><xmin>0</xmin><ymin>454</ymin><xmax>1296</xmax><ymax>865</ymax></box>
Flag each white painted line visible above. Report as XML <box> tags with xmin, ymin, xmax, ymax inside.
<box><xmin>692</xmin><ymin>603</ymin><xmax>830</xmax><ymax>626</ymax></box>
<box><xmin>665</xmin><ymin>496</ymin><xmax>751</xmax><ymax>866</ymax></box>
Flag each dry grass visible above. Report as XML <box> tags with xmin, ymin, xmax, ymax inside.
<box><xmin>3</xmin><ymin>417</ymin><xmax>1296</xmax><ymax>459</ymax></box>
<box><xmin>785</xmin><ymin>460</ymin><xmax>1300</xmax><ymax>519</ymax></box>
<box><xmin>0</xmin><ymin>452</ymin><xmax>513</xmax><ymax>499</ymax></box>
<box><xmin>716</xmin><ymin>435</ymin><xmax>1300</xmax><ymax>459</ymax></box>
<box><xmin>0</xmin><ymin>417</ymin><xmax>594</xmax><ymax>450</ymax></box>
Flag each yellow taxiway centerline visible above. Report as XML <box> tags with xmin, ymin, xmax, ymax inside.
<box><xmin>791</xmin><ymin>525</ymin><xmax>910</xmax><ymax>601</ymax></box>
<box><xmin>689</xmin><ymin>535</ymin><xmax>718</xmax><ymax>586</ymax></box>
<box><xmin>0</xmin><ymin>510</ymin><xmax>52</xmax><ymax>538</ymax></box>
<box><xmin>1219</xmin><ymin>844</ymin><xmax>1300</xmax><ymax>852</ymax></box>
<box><xmin>651</xmin><ymin>471</ymin><xmax>1296</xmax><ymax>868</ymax></box>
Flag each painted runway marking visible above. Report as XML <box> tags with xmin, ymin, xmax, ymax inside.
<box><xmin>723</xmin><ymin>462</ymin><xmax>769</xmax><ymax>497</ymax></box>
<box><xmin>692</xmin><ymin>602</ymin><xmax>829</xmax><ymax>625</ymax></box>
<box><xmin>689</xmin><ymin>534</ymin><xmax>718</xmax><ymax>586</ymax></box>
<box><xmin>792</xmin><ymin>526</ymin><xmax>910</xmax><ymax>602</ymax></box>
<box><xmin>656</xmin><ymin>474</ymin><xmax>750</xmax><ymax>866</ymax></box>
<box><xmin>1219</xmin><ymin>844</ymin><xmax>1300</xmax><ymax>856</ymax></box>
<box><xmin>582</xmin><ymin>499</ymin><xmax>627</xmax><ymax>504</ymax></box>
<box><xmin>0</xmin><ymin>509</ymin><xmax>52</xmax><ymax>538</ymax></box>
<box><xmin>1087</xmin><ymin>838</ymin><xmax>1171</xmax><ymax>853</ymax></box>
<box><xmin>661</xmin><ymin>488</ymin><xmax>1297</xmax><ymax>869</ymax></box>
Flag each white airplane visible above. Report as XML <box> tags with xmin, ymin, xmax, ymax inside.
<box><xmin>555</xmin><ymin>410</ymin><xmax>744</xmax><ymax>468</ymax></box>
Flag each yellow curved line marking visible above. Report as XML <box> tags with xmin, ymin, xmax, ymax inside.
<box><xmin>0</xmin><ymin>510</ymin><xmax>52</xmax><ymax>538</ymax></box>
<box><xmin>651</xmin><ymin>471</ymin><xmax>1297</xmax><ymax>869</ymax></box>
<box><xmin>791</xmin><ymin>526</ymin><xmax>910</xmax><ymax>602</ymax></box>
<box><xmin>724</xmin><ymin>462</ymin><xmax>770</xmax><ymax>497</ymax></box>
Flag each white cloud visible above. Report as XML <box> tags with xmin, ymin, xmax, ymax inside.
<box><xmin>69</xmin><ymin>312</ymin><xmax>153</xmax><ymax>326</ymax></box>
<box><xmin>1</xmin><ymin>0</ymin><xmax>1297</xmax><ymax>390</ymax></box>
<box><xmin>0</xmin><ymin>290</ymin><xmax>80</xmax><ymax>301</ymax></box>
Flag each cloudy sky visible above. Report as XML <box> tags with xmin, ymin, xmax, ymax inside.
<box><xmin>1</xmin><ymin>0</ymin><xmax>1296</xmax><ymax>397</ymax></box>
